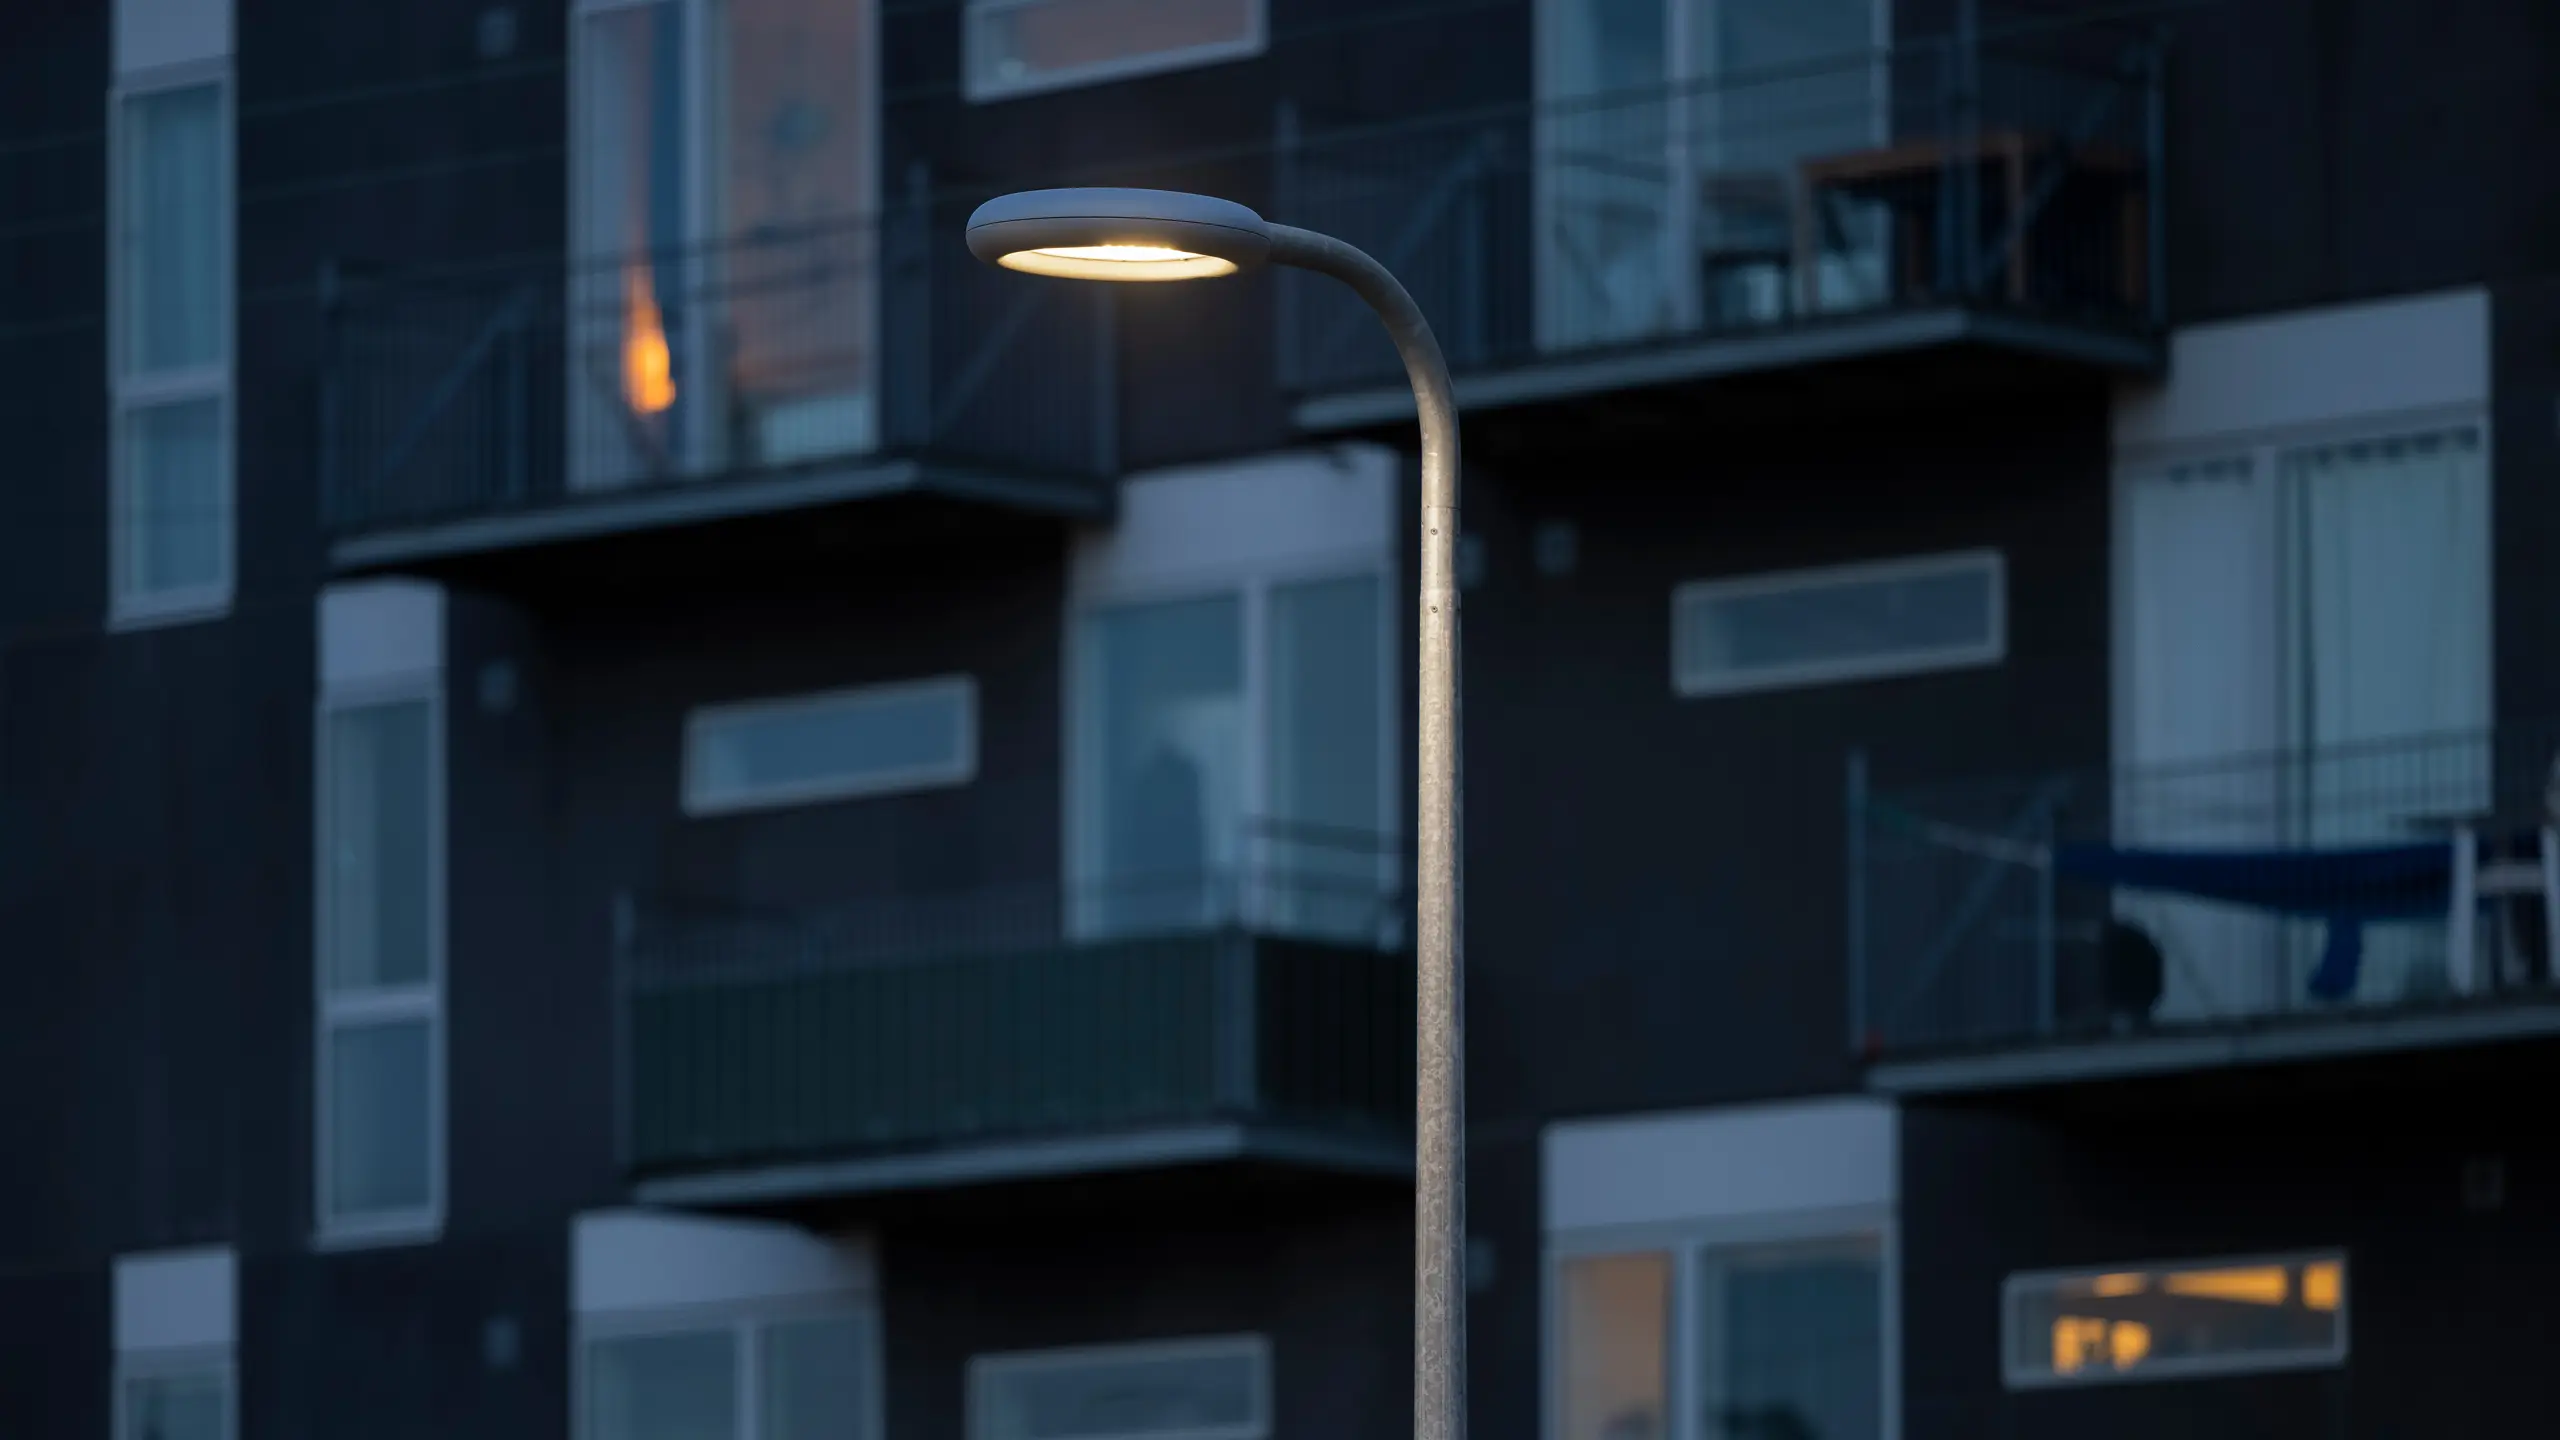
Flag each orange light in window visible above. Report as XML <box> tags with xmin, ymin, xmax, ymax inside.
<box><xmin>2108</xmin><ymin>1320</ymin><xmax>2152</xmax><ymax>1370</ymax></box>
<box><xmin>2051</xmin><ymin>1316</ymin><xmax>2102</xmax><ymax>1374</ymax></box>
<box><xmin>2164</xmin><ymin>1265</ymin><xmax>2289</xmax><ymax>1306</ymax></box>
<box><xmin>2090</xmin><ymin>1272</ymin><xmax>2147</xmax><ymax>1298</ymax></box>
<box><xmin>623</xmin><ymin>262</ymin><xmax>676</xmax><ymax>415</ymax></box>
<box><xmin>2302</xmin><ymin>1260</ymin><xmax>2343</xmax><ymax>1313</ymax></box>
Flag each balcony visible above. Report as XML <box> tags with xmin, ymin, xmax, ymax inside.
<box><xmin>318</xmin><ymin>184</ymin><xmax>1117</xmax><ymax>576</ymax></box>
<box><xmin>1279</xmin><ymin>31</ymin><xmax>2165</xmax><ymax>434</ymax></box>
<box><xmin>616</xmin><ymin>854</ymin><xmax>1416</xmax><ymax>1205</ymax></box>
<box><xmin>1852</xmin><ymin>723</ymin><xmax>2560</xmax><ymax>1095</ymax></box>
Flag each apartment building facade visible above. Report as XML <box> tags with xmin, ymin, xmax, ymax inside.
<box><xmin>2</xmin><ymin>0</ymin><xmax>2555</xmax><ymax>1437</ymax></box>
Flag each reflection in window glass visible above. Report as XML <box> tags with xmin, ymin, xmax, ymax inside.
<box><xmin>1698</xmin><ymin>1237</ymin><xmax>1881</xmax><ymax>1440</ymax></box>
<box><xmin>1081</xmin><ymin>595</ymin><xmax>1244</xmax><ymax>935</ymax></box>
<box><xmin>2006</xmin><ymin>1255</ymin><xmax>2346</xmax><ymax>1386</ymax></box>
<box><xmin>684</xmin><ymin>679</ymin><xmax>975</xmax><ymax>814</ymax></box>
<box><xmin>325</xmin><ymin>699</ymin><xmax>434</xmax><ymax>993</ymax></box>
<box><xmin>122</xmin><ymin>1369</ymin><xmax>228</xmax><ymax>1440</ymax></box>
<box><xmin>974</xmin><ymin>1339</ymin><xmax>1266</xmax><ymax>1440</ymax></box>
<box><xmin>1559</xmin><ymin>1253</ymin><xmax>1671</xmax><ymax>1440</ymax></box>
<box><xmin>1674</xmin><ymin>552</ymin><xmax>2003</xmax><ymax>697</ymax></box>
<box><xmin>588</xmin><ymin>1330</ymin><xmax>739</xmax><ymax>1440</ymax></box>
<box><xmin>327</xmin><ymin>1016</ymin><xmax>433</xmax><ymax>1217</ymax></box>
<box><xmin>970</xmin><ymin>0</ymin><xmax>1259</xmax><ymax>98</ymax></box>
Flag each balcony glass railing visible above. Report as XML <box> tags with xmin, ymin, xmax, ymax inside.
<box><xmin>1278</xmin><ymin>32</ymin><xmax>2164</xmax><ymax>396</ymax></box>
<box><xmin>616</xmin><ymin>830</ymin><xmax>1416</xmax><ymax>1179</ymax></box>
<box><xmin>319</xmin><ymin>183</ymin><xmax>1117</xmax><ymax>542</ymax></box>
<box><xmin>1853</xmin><ymin>723</ymin><xmax>2560</xmax><ymax>1059</ymax></box>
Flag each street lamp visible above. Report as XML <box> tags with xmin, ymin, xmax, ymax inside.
<box><xmin>968</xmin><ymin>187</ymin><xmax>1466</xmax><ymax>1440</ymax></box>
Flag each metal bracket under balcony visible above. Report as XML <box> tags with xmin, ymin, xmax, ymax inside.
<box><xmin>1276</xmin><ymin>30</ymin><xmax>2169</xmax><ymax>433</ymax></box>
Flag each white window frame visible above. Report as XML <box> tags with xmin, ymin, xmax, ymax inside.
<box><xmin>114</xmin><ymin>1349</ymin><xmax>236</xmax><ymax>1440</ymax></box>
<box><xmin>962</xmin><ymin>0</ymin><xmax>1268</xmax><ymax>104</ymax></box>
<box><xmin>1545</xmin><ymin>1208</ymin><xmax>1900</xmax><ymax>1440</ymax></box>
<box><xmin>107</xmin><ymin>58</ymin><xmax>236</xmax><ymax>630</ymax></box>
<box><xmin>576</xmin><ymin>1297</ymin><xmax>885</xmax><ymax>1440</ymax></box>
<box><xmin>312</xmin><ymin>677</ymin><xmax>447</xmax><ymax>1248</ymax></box>
<box><xmin>681</xmin><ymin>675</ymin><xmax>978</xmax><ymax>817</ymax></box>
<box><xmin>1670</xmin><ymin>548</ymin><xmax>2006</xmax><ymax>700</ymax></box>
<box><xmin>1066</xmin><ymin>555</ymin><xmax>1401</xmax><ymax>939</ymax></box>
<box><xmin>2000</xmin><ymin>1250</ymin><xmax>2349</xmax><ymax>1390</ymax></box>
<box><xmin>967</xmin><ymin>1333</ymin><xmax>1273</xmax><ymax>1440</ymax></box>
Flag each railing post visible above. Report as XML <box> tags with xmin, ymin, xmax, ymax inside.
<box><xmin>1951</xmin><ymin>2</ymin><xmax>1982</xmax><ymax>298</ymax></box>
<box><xmin>1273</xmin><ymin>100</ymin><xmax>1303</xmax><ymax>389</ymax></box>
<box><xmin>2034</xmin><ymin>798</ymin><xmax>2058</xmax><ymax>1036</ymax></box>
<box><xmin>1846</xmin><ymin>748</ymin><xmax>1871</xmax><ymax>1057</ymax></box>
<box><xmin>1214</xmin><ymin>930</ymin><xmax>1260</xmax><ymax>1116</ymax></box>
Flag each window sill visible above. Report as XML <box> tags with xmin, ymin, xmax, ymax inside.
<box><xmin>109</xmin><ymin>589</ymin><xmax>235</xmax><ymax>634</ymax></box>
<box><xmin>312</xmin><ymin>1214</ymin><xmax>443</xmax><ymax>1253</ymax></box>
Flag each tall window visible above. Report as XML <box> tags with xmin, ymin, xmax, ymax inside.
<box><xmin>583</xmin><ymin>1308</ymin><xmax>879</xmax><ymax>1440</ymax></box>
<box><xmin>1536</xmin><ymin>0</ymin><xmax>1884</xmax><ymax>350</ymax></box>
<box><xmin>317</xmin><ymin>688</ymin><xmax>443</xmax><ymax>1240</ymax></box>
<box><xmin>1556</xmin><ymin>1234</ymin><xmax>1887</xmax><ymax>1440</ymax></box>
<box><xmin>114</xmin><ymin>1247</ymin><xmax>236</xmax><ymax>1440</ymax></box>
<box><xmin>571</xmin><ymin>0</ymin><xmax>879</xmax><ymax>491</ymax></box>
<box><xmin>963</xmin><ymin>0</ymin><xmax>1267</xmax><ymax>102</ymax></box>
<box><xmin>2117</xmin><ymin>423</ymin><xmax>2490</xmax><ymax>1015</ymax></box>
<box><xmin>110</xmin><ymin>61</ymin><xmax>232</xmax><ymax>624</ymax></box>
<box><xmin>1074</xmin><ymin>571</ymin><xmax>1389</xmax><ymax>940</ymax></box>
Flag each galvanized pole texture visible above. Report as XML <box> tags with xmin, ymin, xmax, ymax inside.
<box><xmin>1267</xmin><ymin>222</ymin><xmax>1465</xmax><ymax>1440</ymax></box>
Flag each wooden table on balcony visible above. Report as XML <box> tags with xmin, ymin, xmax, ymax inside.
<box><xmin>1789</xmin><ymin>128</ymin><xmax>2148</xmax><ymax>314</ymax></box>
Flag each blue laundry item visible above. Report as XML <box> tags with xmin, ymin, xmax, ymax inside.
<box><xmin>2053</xmin><ymin>842</ymin><xmax>2454</xmax><ymax>1002</ymax></box>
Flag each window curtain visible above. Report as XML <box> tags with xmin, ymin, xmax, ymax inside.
<box><xmin>586</xmin><ymin>1331</ymin><xmax>738</xmax><ymax>1440</ymax></box>
<box><xmin>1696</xmin><ymin>1239</ymin><xmax>1882</xmax><ymax>1440</ymax></box>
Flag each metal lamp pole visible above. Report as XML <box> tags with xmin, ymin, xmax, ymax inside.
<box><xmin>966</xmin><ymin>190</ymin><xmax>1465</xmax><ymax>1440</ymax></box>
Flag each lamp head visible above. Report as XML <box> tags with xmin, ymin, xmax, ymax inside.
<box><xmin>966</xmin><ymin>187</ymin><xmax>1271</xmax><ymax>281</ymax></box>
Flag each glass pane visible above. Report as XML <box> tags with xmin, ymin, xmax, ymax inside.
<box><xmin>1679</xmin><ymin>558</ymin><xmax>1998</xmax><ymax>691</ymax></box>
<box><xmin>123</xmin><ymin>1370</ymin><xmax>227</xmax><ymax>1440</ymax></box>
<box><xmin>122</xmin><ymin>397</ymin><xmax>226</xmax><ymax>601</ymax></box>
<box><xmin>575</xmin><ymin>1</ymin><xmax>693</xmax><ymax>484</ymax></box>
<box><xmin>1698</xmin><ymin>1237</ymin><xmax>1880</xmax><ymax>1440</ymax></box>
<box><xmin>588</xmin><ymin>1330</ymin><xmax>738</xmax><ymax>1440</ymax></box>
<box><xmin>326</xmin><ymin>699</ymin><xmax>434</xmax><ymax>993</ymax></box>
<box><xmin>724</xmin><ymin>0</ymin><xmax>878</xmax><ymax>466</ymax></box>
<box><xmin>1558</xmin><ymin>1253</ymin><xmax>1671</xmax><ymax>1440</ymax></box>
<box><xmin>1081</xmin><ymin>594</ymin><xmax>1244</xmax><ymax>935</ymax></box>
<box><xmin>1694</xmin><ymin>0</ymin><xmax>1883</xmax><ymax>317</ymax></box>
<box><xmin>327</xmin><ymin>1016</ymin><xmax>432</xmax><ymax>1218</ymax></box>
<box><xmin>2009</xmin><ymin>1256</ymin><xmax>2346</xmax><ymax>1383</ymax></box>
<box><xmin>763</xmin><ymin>1314</ymin><xmax>869</xmax><ymax>1440</ymax></box>
<box><xmin>982</xmin><ymin>1346</ymin><xmax>1260</xmax><ymax>1440</ymax></box>
<box><xmin>689</xmin><ymin>681</ymin><xmax>970</xmax><ymax>810</ymax></box>
<box><xmin>976</xmin><ymin>0</ymin><xmax>1255</xmax><ymax>91</ymax></box>
<box><xmin>1265</xmin><ymin>574</ymin><xmax>1385</xmax><ymax>938</ymax></box>
<box><xmin>122</xmin><ymin>83</ymin><xmax>223</xmax><ymax>374</ymax></box>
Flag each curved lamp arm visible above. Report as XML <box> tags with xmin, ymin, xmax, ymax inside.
<box><xmin>1268</xmin><ymin>222</ymin><xmax>1467</xmax><ymax>1440</ymax></box>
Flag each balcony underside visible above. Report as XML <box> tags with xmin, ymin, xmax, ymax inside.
<box><xmin>1868</xmin><ymin>994</ymin><xmax>2560</xmax><ymax>1098</ymax></box>
<box><xmin>1293</xmin><ymin>304</ymin><xmax>2162</xmax><ymax>437</ymax></box>
<box><xmin>633</xmin><ymin>1117</ymin><xmax>1412</xmax><ymax>1209</ymax></box>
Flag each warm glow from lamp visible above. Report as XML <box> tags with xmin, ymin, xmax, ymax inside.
<box><xmin>2302</xmin><ymin>1260</ymin><xmax>2343</xmax><ymax>1313</ymax></box>
<box><xmin>623</xmin><ymin>263</ymin><xmax>676</xmax><ymax>415</ymax></box>
<box><xmin>2090</xmin><ymin>1273</ymin><xmax>2147</xmax><ymax>1298</ymax></box>
<box><xmin>995</xmin><ymin>242</ymin><xmax>1240</xmax><ymax>281</ymax></box>
<box><xmin>2164</xmin><ymin>1265</ymin><xmax>2290</xmax><ymax>1306</ymax></box>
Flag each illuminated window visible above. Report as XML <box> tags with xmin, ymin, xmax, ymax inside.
<box><xmin>2004</xmin><ymin>1254</ymin><xmax>2347</xmax><ymax>1388</ymax></box>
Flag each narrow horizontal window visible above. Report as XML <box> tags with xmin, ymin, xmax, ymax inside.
<box><xmin>1672</xmin><ymin>549</ymin><xmax>2004</xmax><ymax>698</ymax></box>
<box><xmin>2004</xmin><ymin>1253</ymin><xmax>2347</xmax><ymax>1388</ymax></box>
<box><xmin>965</xmin><ymin>0</ymin><xmax>1263</xmax><ymax>102</ymax></box>
<box><xmin>683</xmin><ymin>676</ymin><xmax>976</xmax><ymax>816</ymax></box>
<box><xmin>970</xmin><ymin>1335</ymin><xmax>1269</xmax><ymax>1440</ymax></box>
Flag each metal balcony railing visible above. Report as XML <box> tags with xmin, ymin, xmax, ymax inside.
<box><xmin>615</xmin><ymin>826</ymin><xmax>1417</xmax><ymax>1180</ymax></box>
<box><xmin>319</xmin><ymin>174</ymin><xmax>1117</xmax><ymax>542</ymax></box>
<box><xmin>1851</xmin><ymin>722</ymin><xmax>2560</xmax><ymax>1060</ymax></box>
<box><xmin>1278</xmin><ymin>31</ymin><xmax>2165</xmax><ymax>396</ymax></box>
